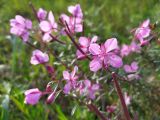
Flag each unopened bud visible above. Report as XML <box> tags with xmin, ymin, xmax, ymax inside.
<box><xmin>46</xmin><ymin>92</ymin><xmax>55</xmax><ymax>104</ymax></box>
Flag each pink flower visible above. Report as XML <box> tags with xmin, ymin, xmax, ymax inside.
<box><xmin>37</xmin><ymin>8</ymin><xmax>47</xmax><ymax>21</ymax></box>
<box><xmin>83</xmin><ymin>80</ymin><xmax>99</xmax><ymax>100</ymax></box>
<box><xmin>63</xmin><ymin>66</ymin><xmax>78</xmax><ymax>94</ymax></box>
<box><xmin>60</xmin><ymin>4</ymin><xmax>83</xmax><ymax>34</ymax></box>
<box><xmin>120</xmin><ymin>41</ymin><xmax>141</xmax><ymax>57</ymax></box>
<box><xmin>24</xmin><ymin>88</ymin><xmax>42</xmax><ymax>105</ymax></box>
<box><xmin>120</xmin><ymin>44</ymin><xmax>131</xmax><ymax>57</ymax></box>
<box><xmin>135</xmin><ymin>19</ymin><xmax>151</xmax><ymax>46</ymax></box>
<box><xmin>30</xmin><ymin>50</ymin><xmax>49</xmax><ymax>65</ymax></box>
<box><xmin>39</xmin><ymin>11</ymin><xmax>58</xmax><ymax>42</ymax></box>
<box><xmin>10</xmin><ymin>15</ymin><xmax>32</xmax><ymax>42</ymax></box>
<box><xmin>68</xmin><ymin>4</ymin><xmax>83</xmax><ymax>18</ymax></box>
<box><xmin>76</xmin><ymin>36</ymin><xmax>98</xmax><ymax>59</ymax></box>
<box><xmin>106</xmin><ymin>105</ymin><xmax>116</xmax><ymax>113</ymax></box>
<box><xmin>124</xmin><ymin>92</ymin><xmax>131</xmax><ymax>106</ymax></box>
<box><xmin>89</xmin><ymin>38</ymin><xmax>123</xmax><ymax>72</ymax></box>
<box><xmin>124</xmin><ymin>61</ymin><xmax>139</xmax><ymax>73</ymax></box>
<box><xmin>130</xmin><ymin>41</ymin><xmax>141</xmax><ymax>53</ymax></box>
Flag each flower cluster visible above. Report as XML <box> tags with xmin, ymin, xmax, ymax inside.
<box><xmin>10</xmin><ymin>15</ymin><xmax>32</xmax><ymax>42</ymax></box>
<box><xmin>63</xmin><ymin>66</ymin><xmax>99</xmax><ymax>100</ymax></box>
<box><xmin>89</xmin><ymin>38</ymin><xmax>123</xmax><ymax>72</ymax></box>
<box><xmin>9</xmin><ymin>3</ymin><xmax>156</xmax><ymax>120</ymax></box>
<box><xmin>60</xmin><ymin>4</ymin><xmax>83</xmax><ymax>34</ymax></box>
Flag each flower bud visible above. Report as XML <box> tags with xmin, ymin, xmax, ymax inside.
<box><xmin>46</xmin><ymin>92</ymin><xmax>55</xmax><ymax>104</ymax></box>
<box><xmin>106</xmin><ymin>105</ymin><xmax>116</xmax><ymax>113</ymax></box>
<box><xmin>46</xmin><ymin>84</ymin><xmax>52</xmax><ymax>92</ymax></box>
<box><xmin>45</xmin><ymin>65</ymin><xmax>54</xmax><ymax>74</ymax></box>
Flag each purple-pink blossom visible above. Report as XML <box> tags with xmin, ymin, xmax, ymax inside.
<box><xmin>76</xmin><ymin>36</ymin><xmax>98</xmax><ymax>59</ymax></box>
<box><xmin>134</xmin><ymin>19</ymin><xmax>151</xmax><ymax>46</ymax></box>
<box><xmin>89</xmin><ymin>38</ymin><xmax>123</xmax><ymax>72</ymax></box>
<box><xmin>60</xmin><ymin>4</ymin><xmax>83</xmax><ymax>34</ymax></box>
<box><xmin>124</xmin><ymin>61</ymin><xmax>139</xmax><ymax>73</ymax></box>
<box><xmin>10</xmin><ymin>15</ymin><xmax>32</xmax><ymax>42</ymax></box>
<box><xmin>37</xmin><ymin>8</ymin><xmax>47</xmax><ymax>21</ymax></box>
<box><xmin>120</xmin><ymin>44</ymin><xmax>131</xmax><ymax>57</ymax></box>
<box><xmin>63</xmin><ymin>66</ymin><xmax>78</xmax><ymax>94</ymax></box>
<box><xmin>121</xmin><ymin>41</ymin><xmax>141</xmax><ymax>57</ymax></box>
<box><xmin>68</xmin><ymin>4</ymin><xmax>83</xmax><ymax>18</ymax></box>
<box><xmin>39</xmin><ymin>11</ymin><xmax>58</xmax><ymax>42</ymax></box>
<box><xmin>30</xmin><ymin>49</ymin><xmax>49</xmax><ymax>65</ymax></box>
<box><xmin>82</xmin><ymin>80</ymin><xmax>99</xmax><ymax>100</ymax></box>
<box><xmin>24</xmin><ymin>88</ymin><xmax>42</xmax><ymax>105</ymax></box>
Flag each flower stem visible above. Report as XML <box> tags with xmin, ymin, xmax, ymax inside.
<box><xmin>29</xmin><ymin>2</ymin><xmax>40</xmax><ymax>23</ymax></box>
<box><xmin>64</xmin><ymin>29</ymin><xmax>91</xmax><ymax>61</ymax></box>
<box><xmin>49</xmin><ymin>34</ymin><xmax>66</xmax><ymax>45</ymax></box>
<box><xmin>112</xmin><ymin>72</ymin><xmax>131</xmax><ymax>120</ymax></box>
<box><xmin>87</xmin><ymin>103</ymin><xmax>107</xmax><ymax>120</ymax></box>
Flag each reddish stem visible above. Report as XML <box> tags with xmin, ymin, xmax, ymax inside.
<box><xmin>49</xmin><ymin>34</ymin><xmax>66</xmax><ymax>45</ymax></box>
<box><xmin>112</xmin><ymin>72</ymin><xmax>131</xmax><ymax>120</ymax></box>
<box><xmin>64</xmin><ymin>29</ymin><xmax>91</xmax><ymax>61</ymax></box>
<box><xmin>87</xmin><ymin>103</ymin><xmax>107</xmax><ymax>120</ymax></box>
<box><xmin>29</xmin><ymin>2</ymin><xmax>40</xmax><ymax>23</ymax></box>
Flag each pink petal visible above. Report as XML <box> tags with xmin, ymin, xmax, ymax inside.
<box><xmin>141</xmin><ymin>19</ymin><xmax>150</xmax><ymax>28</ymax></box>
<box><xmin>105</xmin><ymin>38</ymin><xmax>118</xmax><ymax>53</ymax></box>
<box><xmin>107</xmin><ymin>54</ymin><xmax>123</xmax><ymax>68</ymax></box>
<box><xmin>76</xmin><ymin>47</ymin><xmax>88</xmax><ymax>59</ymax></box>
<box><xmin>124</xmin><ymin>92</ymin><xmax>131</xmax><ymax>106</ymax></box>
<box><xmin>25</xmin><ymin>19</ymin><xmax>32</xmax><ymax>29</ymax></box>
<box><xmin>37</xmin><ymin>8</ymin><xmax>47</xmax><ymax>21</ymax></box>
<box><xmin>48</xmin><ymin>11</ymin><xmax>56</xmax><ymax>27</ymax></box>
<box><xmin>120</xmin><ymin>44</ymin><xmax>131</xmax><ymax>57</ymax></box>
<box><xmin>131</xmin><ymin>62</ymin><xmax>139</xmax><ymax>71</ymax></box>
<box><xmin>124</xmin><ymin>65</ymin><xmax>132</xmax><ymax>73</ymax></box>
<box><xmin>24</xmin><ymin>88</ymin><xmax>42</xmax><ymax>105</ymax></box>
<box><xmin>42</xmin><ymin>32</ymin><xmax>52</xmax><ymax>42</ymax></box>
<box><xmin>63</xmin><ymin>71</ymin><xmax>70</xmax><ymax>80</ymax></box>
<box><xmin>91</xmin><ymin>84</ymin><xmax>99</xmax><ymax>91</ymax></box>
<box><xmin>91</xmin><ymin>36</ymin><xmax>98</xmax><ymax>43</ymax></box>
<box><xmin>89</xmin><ymin>57</ymin><xmax>102</xmax><ymax>72</ymax></box>
<box><xmin>78</xmin><ymin>37</ymin><xmax>89</xmax><ymax>47</ymax></box>
<box><xmin>84</xmin><ymin>80</ymin><xmax>91</xmax><ymax>88</ymax></box>
<box><xmin>25</xmin><ymin>88</ymin><xmax>40</xmax><ymax>95</ymax></box>
<box><xmin>10</xmin><ymin>27</ymin><xmax>20</xmax><ymax>35</ymax></box>
<box><xmin>135</xmin><ymin>28</ymin><xmax>151</xmax><ymax>40</ymax></box>
<box><xmin>89</xmin><ymin>43</ymin><xmax>101</xmax><ymax>55</ymax></box>
<box><xmin>15</xmin><ymin>15</ymin><xmax>25</xmax><ymax>25</ymax></box>
<box><xmin>89</xmin><ymin>92</ymin><xmax>96</xmax><ymax>100</ymax></box>
<box><xmin>71</xmin><ymin>66</ymin><xmax>78</xmax><ymax>79</ymax></box>
<box><xmin>39</xmin><ymin>21</ymin><xmax>51</xmax><ymax>32</ymax></box>
<box><xmin>68</xmin><ymin>4</ymin><xmax>83</xmax><ymax>18</ymax></box>
<box><xmin>21</xmin><ymin>31</ymin><xmax>29</xmax><ymax>42</ymax></box>
<box><xmin>60</xmin><ymin>14</ymin><xmax>70</xmax><ymax>23</ymax></box>
<box><xmin>130</xmin><ymin>41</ymin><xmax>141</xmax><ymax>53</ymax></box>
<box><xmin>63</xmin><ymin>82</ymin><xmax>72</xmax><ymax>94</ymax></box>
<box><xmin>75</xmin><ymin>24</ymin><xmax>83</xmax><ymax>32</ymax></box>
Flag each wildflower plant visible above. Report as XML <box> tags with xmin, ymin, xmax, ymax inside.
<box><xmin>9</xmin><ymin>3</ymin><xmax>158</xmax><ymax>120</ymax></box>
